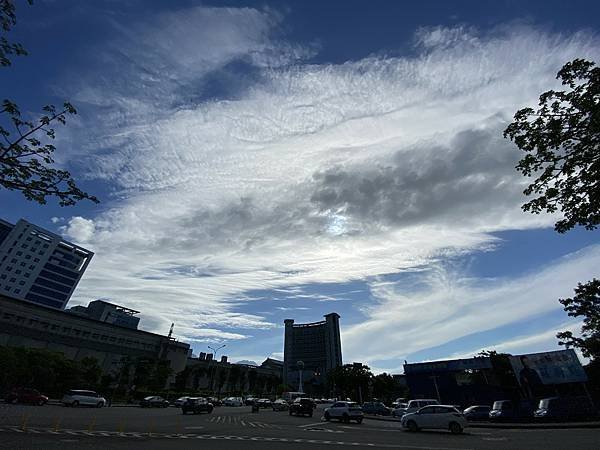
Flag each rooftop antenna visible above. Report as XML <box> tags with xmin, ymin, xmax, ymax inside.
<box><xmin>168</xmin><ymin>322</ymin><xmax>174</xmax><ymax>339</ymax></box>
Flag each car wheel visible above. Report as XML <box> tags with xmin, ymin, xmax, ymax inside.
<box><xmin>208</xmin><ymin>407</ymin><xmax>213</xmax><ymax>414</ymax></box>
<box><xmin>324</xmin><ymin>412</ymin><xmax>330</xmax><ymax>421</ymax></box>
<box><xmin>356</xmin><ymin>418</ymin><xmax>363</xmax><ymax>424</ymax></box>
<box><xmin>37</xmin><ymin>399</ymin><xmax>45</xmax><ymax>406</ymax></box>
<box><xmin>342</xmin><ymin>414</ymin><xmax>350</xmax><ymax>423</ymax></box>
<box><xmin>72</xmin><ymin>401</ymin><xmax>79</xmax><ymax>407</ymax></box>
<box><xmin>289</xmin><ymin>410</ymin><xmax>293</xmax><ymax>415</ymax></box>
<box><xmin>449</xmin><ymin>422</ymin><xmax>463</xmax><ymax>434</ymax></box>
<box><xmin>407</xmin><ymin>420</ymin><xmax>419</xmax><ymax>432</ymax></box>
<box><xmin>97</xmin><ymin>402</ymin><xmax>103</xmax><ymax>408</ymax></box>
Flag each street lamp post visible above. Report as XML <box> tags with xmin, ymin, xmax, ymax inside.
<box><xmin>208</xmin><ymin>344</ymin><xmax>226</xmax><ymax>394</ymax></box>
<box><xmin>297</xmin><ymin>361</ymin><xmax>304</xmax><ymax>394</ymax></box>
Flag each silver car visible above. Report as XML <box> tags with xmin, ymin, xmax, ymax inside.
<box><xmin>61</xmin><ymin>390</ymin><xmax>106</xmax><ymax>408</ymax></box>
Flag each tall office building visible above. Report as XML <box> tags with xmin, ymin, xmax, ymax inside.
<box><xmin>0</xmin><ymin>218</ymin><xmax>93</xmax><ymax>310</ymax></box>
<box><xmin>283</xmin><ymin>313</ymin><xmax>342</xmax><ymax>388</ymax></box>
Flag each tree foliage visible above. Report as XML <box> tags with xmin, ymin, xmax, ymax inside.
<box><xmin>327</xmin><ymin>363</ymin><xmax>373</xmax><ymax>401</ymax></box>
<box><xmin>504</xmin><ymin>58</ymin><xmax>600</xmax><ymax>233</ymax></box>
<box><xmin>0</xmin><ymin>0</ymin><xmax>31</xmax><ymax>67</ymax></box>
<box><xmin>0</xmin><ymin>0</ymin><xmax>98</xmax><ymax>205</ymax></box>
<box><xmin>556</xmin><ymin>279</ymin><xmax>600</xmax><ymax>359</ymax></box>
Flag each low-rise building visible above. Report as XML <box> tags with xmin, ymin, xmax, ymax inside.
<box><xmin>68</xmin><ymin>299</ymin><xmax>141</xmax><ymax>330</ymax></box>
<box><xmin>0</xmin><ymin>293</ymin><xmax>189</xmax><ymax>385</ymax></box>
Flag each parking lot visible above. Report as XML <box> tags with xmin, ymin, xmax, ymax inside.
<box><xmin>0</xmin><ymin>402</ymin><xmax>599</xmax><ymax>449</ymax></box>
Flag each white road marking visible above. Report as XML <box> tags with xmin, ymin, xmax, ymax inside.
<box><xmin>299</xmin><ymin>422</ymin><xmax>326</xmax><ymax>428</ymax></box>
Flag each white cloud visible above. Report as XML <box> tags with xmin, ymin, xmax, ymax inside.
<box><xmin>54</xmin><ymin>10</ymin><xmax>600</xmax><ymax>355</ymax></box>
<box><xmin>61</xmin><ymin>216</ymin><xmax>96</xmax><ymax>243</ymax></box>
<box><xmin>343</xmin><ymin>245</ymin><xmax>600</xmax><ymax>369</ymax></box>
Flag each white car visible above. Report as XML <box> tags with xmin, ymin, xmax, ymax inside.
<box><xmin>223</xmin><ymin>396</ymin><xmax>243</xmax><ymax>406</ymax></box>
<box><xmin>401</xmin><ymin>405</ymin><xmax>467</xmax><ymax>434</ymax></box>
<box><xmin>324</xmin><ymin>401</ymin><xmax>364</xmax><ymax>423</ymax></box>
<box><xmin>61</xmin><ymin>390</ymin><xmax>106</xmax><ymax>408</ymax></box>
<box><xmin>393</xmin><ymin>399</ymin><xmax>438</xmax><ymax>417</ymax></box>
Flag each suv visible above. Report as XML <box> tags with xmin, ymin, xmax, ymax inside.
<box><xmin>362</xmin><ymin>401</ymin><xmax>392</xmax><ymax>416</ymax></box>
<box><xmin>289</xmin><ymin>398</ymin><xmax>316</xmax><ymax>417</ymax></box>
<box><xmin>182</xmin><ymin>397</ymin><xmax>214</xmax><ymax>415</ymax></box>
<box><xmin>324</xmin><ymin>401</ymin><xmax>364</xmax><ymax>423</ymax></box>
<box><xmin>393</xmin><ymin>399</ymin><xmax>438</xmax><ymax>417</ymax></box>
<box><xmin>4</xmin><ymin>388</ymin><xmax>48</xmax><ymax>405</ymax></box>
<box><xmin>61</xmin><ymin>390</ymin><xmax>106</xmax><ymax>408</ymax></box>
<box><xmin>489</xmin><ymin>400</ymin><xmax>535</xmax><ymax>422</ymax></box>
<box><xmin>534</xmin><ymin>397</ymin><xmax>598</xmax><ymax>422</ymax></box>
<box><xmin>401</xmin><ymin>405</ymin><xmax>467</xmax><ymax>434</ymax></box>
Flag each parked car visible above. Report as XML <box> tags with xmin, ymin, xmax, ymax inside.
<box><xmin>361</xmin><ymin>401</ymin><xmax>392</xmax><ymax>416</ymax></box>
<box><xmin>393</xmin><ymin>399</ymin><xmax>438</xmax><ymax>417</ymax></box>
<box><xmin>534</xmin><ymin>396</ymin><xmax>598</xmax><ymax>422</ymax></box>
<box><xmin>140</xmin><ymin>396</ymin><xmax>170</xmax><ymax>408</ymax></box>
<box><xmin>245</xmin><ymin>397</ymin><xmax>257</xmax><ymax>406</ymax></box>
<box><xmin>181</xmin><ymin>397</ymin><xmax>214</xmax><ymax>415</ymax></box>
<box><xmin>4</xmin><ymin>388</ymin><xmax>48</xmax><ymax>405</ymax></box>
<box><xmin>463</xmin><ymin>405</ymin><xmax>491</xmax><ymax>421</ymax></box>
<box><xmin>257</xmin><ymin>398</ymin><xmax>272</xmax><ymax>408</ymax></box>
<box><xmin>324</xmin><ymin>401</ymin><xmax>364</xmax><ymax>423</ymax></box>
<box><xmin>401</xmin><ymin>405</ymin><xmax>467</xmax><ymax>434</ymax></box>
<box><xmin>272</xmin><ymin>399</ymin><xmax>289</xmax><ymax>411</ymax></box>
<box><xmin>392</xmin><ymin>403</ymin><xmax>408</xmax><ymax>417</ymax></box>
<box><xmin>223</xmin><ymin>397</ymin><xmax>243</xmax><ymax>407</ymax></box>
<box><xmin>289</xmin><ymin>398</ymin><xmax>316</xmax><ymax>417</ymax></box>
<box><xmin>391</xmin><ymin>397</ymin><xmax>407</xmax><ymax>408</ymax></box>
<box><xmin>172</xmin><ymin>396</ymin><xmax>190</xmax><ymax>407</ymax></box>
<box><xmin>61</xmin><ymin>390</ymin><xmax>106</xmax><ymax>408</ymax></box>
<box><xmin>489</xmin><ymin>400</ymin><xmax>534</xmax><ymax>422</ymax></box>
<box><xmin>208</xmin><ymin>397</ymin><xmax>222</xmax><ymax>406</ymax></box>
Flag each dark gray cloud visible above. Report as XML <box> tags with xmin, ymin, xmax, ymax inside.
<box><xmin>310</xmin><ymin>124</ymin><xmax>527</xmax><ymax>230</ymax></box>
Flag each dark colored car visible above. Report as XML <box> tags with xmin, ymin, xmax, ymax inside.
<box><xmin>534</xmin><ymin>396</ymin><xmax>598</xmax><ymax>422</ymax></box>
<box><xmin>257</xmin><ymin>398</ymin><xmax>272</xmax><ymax>408</ymax></box>
<box><xmin>489</xmin><ymin>400</ymin><xmax>534</xmax><ymax>422</ymax></box>
<box><xmin>289</xmin><ymin>398</ymin><xmax>316</xmax><ymax>417</ymax></box>
<box><xmin>361</xmin><ymin>401</ymin><xmax>392</xmax><ymax>416</ymax></box>
<box><xmin>4</xmin><ymin>388</ymin><xmax>48</xmax><ymax>405</ymax></box>
<box><xmin>463</xmin><ymin>405</ymin><xmax>491</xmax><ymax>421</ymax></box>
<box><xmin>208</xmin><ymin>397</ymin><xmax>222</xmax><ymax>406</ymax></box>
<box><xmin>140</xmin><ymin>396</ymin><xmax>170</xmax><ymax>408</ymax></box>
<box><xmin>182</xmin><ymin>397</ymin><xmax>214</xmax><ymax>415</ymax></box>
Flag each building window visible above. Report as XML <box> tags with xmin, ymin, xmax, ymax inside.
<box><xmin>38</xmin><ymin>251</ymin><xmax>44</xmax><ymax>256</ymax></box>
<box><xmin>15</xmin><ymin>270</ymin><xmax>21</xmax><ymax>275</ymax></box>
<box><xmin>4</xmin><ymin>286</ymin><xmax>10</xmax><ymax>291</ymax></box>
<box><xmin>43</xmin><ymin>243</ymin><xmax>49</xmax><ymax>248</ymax></box>
<box><xmin>9</xmin><ymin>277</ymin><xmax>16</xmax><ymax>282</ymax></box>
<box><xmin>34</xmin><ymin>258</ymin><xmax>40</xmax><ymax>262</ymax></box>
<box><xmin>20</xmin><ymin>262</ymin><xmax>25</xmax><ymax>267</ymax></box>
<box><xmin>35</xmin><ymin>240</ymin><xmax>40</xmax><ymax>245</ymax></box>
<box><xmin>0</xmin><ymin>274</ymin><xmax>6</xmax><ymax>280</ymax></box>
<box><xmin>21</xmin><ymin>244</ymin><xmax>27</xmax><ymax>249</ymax></box>
<box><xmin>29</xmin><ymin>265</ymin><xmax>34</xmax><ymax>270</ymax></box>
<box><xmin>19</xmin><ymin>281</ymin><xmax>25</xmax><ymax>286</ymax></box>
<box><xmin>16</xmin><ymin>251</ymin><xmax>22</xmax><ymax>256</ymax></box>
<box><xmin>11</xmin><ymin>258</ymin><xmax>17</xmax><ymax>263</ymax></box>
<box><xmin>25</xmin><ymin>254</ymin><xmax>31</xmax><ymax>259</ymax></box>
<box><xmin>6</xmin><ymin>266</ymin><xmax>12</xmax><ymax>271</ymax></box>
<box><xmin>14</xmin><ymin>288</ymin><xmax>20</xmax><ymax>294</ymax></box>
<box><xmin>26</xmin><ymin>237</ymin><xmax>32</xmax><ymax>241</ymax></box>
<box><xmin>24</xmin><ymin>273</ymin><xmax>30</xmax><ymax>278</ymax></box>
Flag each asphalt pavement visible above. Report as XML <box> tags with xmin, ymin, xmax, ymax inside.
<box><xmin>0</xmin><ymin>402</ymin><xmax>598</xmax><ymax>449</ymax></box>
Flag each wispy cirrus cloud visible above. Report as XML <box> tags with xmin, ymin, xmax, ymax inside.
<box><xmin>54</xmin><ymin>8</ymin><xmax>600</xmax><ymax>362</ymax></box>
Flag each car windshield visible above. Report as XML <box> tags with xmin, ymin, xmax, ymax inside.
<box><xmin>348</xmin><ymin>402</ymin><xmax>359</xmax><ymax>408</ymax></box>
<box><xmin>493</xmin><ymin>401</ymin><xmax>509</xmax><ymax>410</ymax></box>
<box><xmin>539</xmin><ymin>398</ymin><xmax>555</xmax><ymax>409</ymax></box>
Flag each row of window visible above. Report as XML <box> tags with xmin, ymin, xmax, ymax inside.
<box><xmin>0</xmin><ymin>311</ymin><xmax>161</xmax><ymax>352</ymax></box>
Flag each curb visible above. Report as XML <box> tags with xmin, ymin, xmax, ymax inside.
<box><xmin>362</xmin><ymin>415</ymin><xmax>600</xmax><ymax>429</ymax></box>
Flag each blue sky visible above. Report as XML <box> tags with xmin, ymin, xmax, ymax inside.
<box><xmin>2</xmin><ymin>0</ymin><xmax>599</xmax><ymax>373</ymax></box>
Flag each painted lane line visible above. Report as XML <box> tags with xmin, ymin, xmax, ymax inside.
<box><xmin>299</xmin><ymin>422</ymin><xmax>326</xmax><ymax>428</ymax></box>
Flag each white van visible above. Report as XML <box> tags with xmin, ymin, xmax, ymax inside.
<box><xmin>393</xmin><ymin>399</ymin><xmax>438</xmax><ymax>417</ymax></box>
<box><xmin>61</xmin><ymin>390</ymin><xmax>106</xmax><ymax>407</ymax></box>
